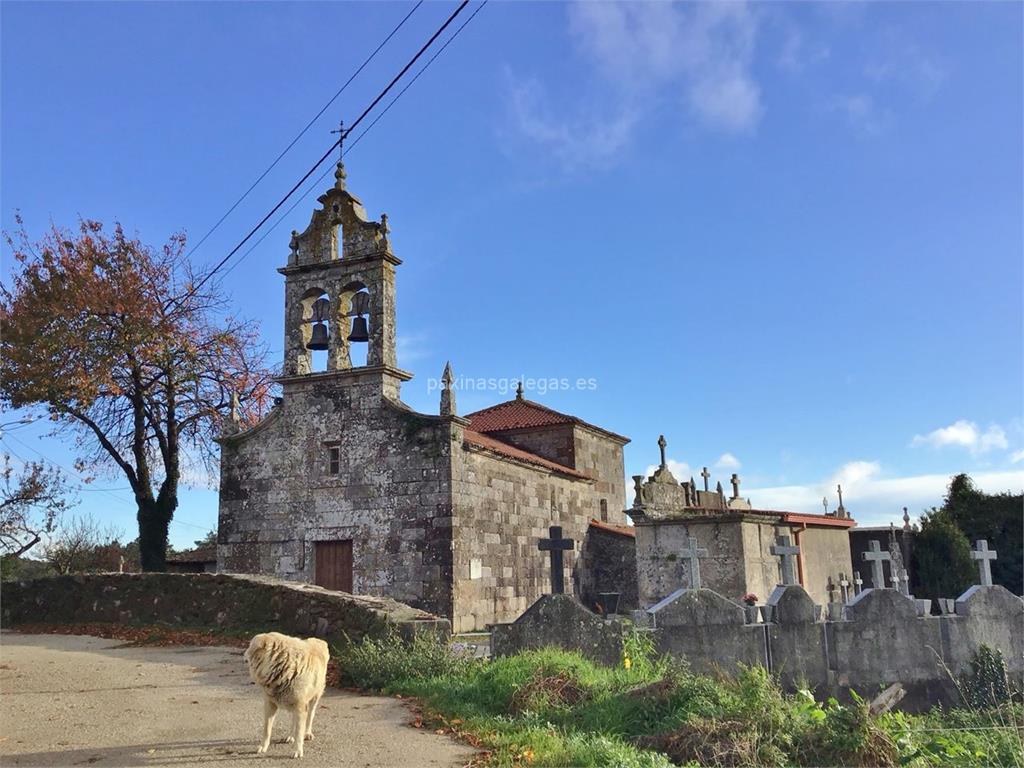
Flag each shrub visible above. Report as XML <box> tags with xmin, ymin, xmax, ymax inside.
<box><xmin>339</xmin><ymin>629</ymin><xmax>473</xmax><ymax>691</ymax></box>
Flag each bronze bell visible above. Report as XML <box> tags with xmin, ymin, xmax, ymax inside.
<box><xmin>347</xmin><ymin>315</ymin><xmax>369</xmax><ymax>343</ymax></box>
<box><xmin>307</xmin><ymin>321</ymin><xmax>329</xmax><ymax>350</ymax></box>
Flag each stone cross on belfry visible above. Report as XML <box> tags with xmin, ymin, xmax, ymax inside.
<box><xmin>970</xmin><ymin>539</ymin><xmax>998</xmax><ymax>586</ymax></box>
<box><xmin>701</xmin><ymin>467</ymin><xmax>711</xmax><ymax>492</ymax></box>
<box><xmin>657</xmin><ymin>435</ymin><xmax>667</xmax><ymax>469</ymax></box>
<box><xmin>679</xmin><ymin>536</ymin><xmax>708</xmax><ymax>590</ymax></box>
<box><xmin>330</xmin><ymin>119</ymin><xmax>345</xmax><ymax>161</ymax></box>
<box><xmin>862</xmin><ymin>540</ymin><xmax>892</xmax><ymax>589</ymax></box>
<box><xmin>538</xmin><ymin>526</ymin><xmax>574</xmax><ymax>594</ymax></box>
<box><xmin>730</xmin><ymin>473</ymin><xmax>741</xmax><ymax>500</ymax></box>
<box><xmin>770</xmin><ymin>534</ymin><xmax>801</xmax><ymax>586</ymax></box>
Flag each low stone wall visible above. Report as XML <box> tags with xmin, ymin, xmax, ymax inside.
<box><xmin>492</xmin><ymin>585</ymin><xmax>1024</xmax><ymax>711</ymax></box>
<box><xmin>1</xmin><ymin>572</ymin><xmax>450</xmax><ymax>645</ymax></box>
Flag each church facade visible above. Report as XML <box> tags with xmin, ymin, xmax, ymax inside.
<box><xmin>216</xmin><ymin>162</ymin><xmax>630</xmax><ymax>632</ymax></box>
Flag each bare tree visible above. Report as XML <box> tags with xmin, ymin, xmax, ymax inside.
<box><xmin>0</xmin><ymin>454</ymin><xmax>75</xmax><ymax>557</ymax></box>
<box><xmin>43</xmin><ymin>514</ymin><xmax>124</xmax><ymax>575</ymax></box>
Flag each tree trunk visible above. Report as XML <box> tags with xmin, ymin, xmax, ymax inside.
<box><xmin>138</xmin><ymin>499</ymin><xmax>173</xmax><ymax>572</ymax></box>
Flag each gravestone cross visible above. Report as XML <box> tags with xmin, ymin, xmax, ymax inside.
<box><xmin>770</xmin><ymin>534</ymin><xmax>801</xmax><ymax>586</ymax></box>
<box><xmin>853</xmin><ymin>572</ymin><xmax>864</xmax><ymax>595</ymax></box>
<box><xmin>838</xmin><ymin>572</ymin><xmax>850</xmax><ymax>603</ymax></box>
<box><xmin>827</xmin><ymin>576</ymin><xmax>838</xmax><ymax>603</ymax></box>
<box><xmin>730</xmin><ymin>473</ymin><xmax>741</xmax><ymax>499</ymax></box>
<box><xmin>679</xmin><ymin>536</ymin><xmax>709</xmax><ymax>590</ymax></box>
<box><xmin>701</xmin><ymin>466</ymin><xmax>711</xmax><ymax>492</ymax></box>
<box><xmin>890</xmin><ymin>567</ymin><xmax>902</xmax><ymax>591</ymax></box>
<box><xmin>538</xmin><ymin>526</ymin><xmax>574</xmax><ymax>594</ymax></box>
<box><xmin>900</xmin><ymin>568</ymin><xmax>911</xmax><ymax>597</ymax></box>
<box><xmin>657</xmin><ymin>434</ymin><xmax>667</xmax><ymax>469</ymax></box>
<box><xmin>970</xmin><ymin>539</ymin><xmax>998</xmax><ymax>587</ymax></box>
<box><xmin>862</xmin><ymin>540</ymin><xmax>891</xmax><ymax>589</ymax></box>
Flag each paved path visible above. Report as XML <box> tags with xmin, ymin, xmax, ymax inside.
<box><xmin>0</xmin><ymin>633</ymin><xmax>476</xmax><ymax>767</ymax></box>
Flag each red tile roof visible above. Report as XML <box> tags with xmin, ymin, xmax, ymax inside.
<box><xmin>463</xmin><ymin>429</ymin><xmax>592</xmax><ymax>480</ymax></box>
<box><xmin>754</xmin><ymin>510</ymin><xmax>857</xmax><ymax>529</ymax></box>
<box><xmin>589</xmin><ymin>519</ymin><xmax>636</xmax><ymax>538</ymax></box>
<box><xmin>466</xmin><ymin>398</ymin><xmax>629</xmax><ymax>443</ymax></box>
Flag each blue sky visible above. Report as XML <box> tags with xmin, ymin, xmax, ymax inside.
<box><xmin>2</xmin><ymin>1</ymin><xmax>1021</xmax><ymax>550</ymax></box>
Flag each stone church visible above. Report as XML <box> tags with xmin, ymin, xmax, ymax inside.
<box><xmin>217</xmin><ymin>161</ymin><xmax>631</xmax><ymax>632</ymax></box>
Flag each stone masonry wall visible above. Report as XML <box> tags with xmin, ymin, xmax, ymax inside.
<box><xmin>449</xmin><ymin>430</ymin><xmax>629</xmax><ymax>632</ymax></box>
<box><xmin>578</xmin><ymin>524</ymin><xmax>639</xmax><ymax>614</ymax></box>
<box><xmin>492</xmin><ymin>585</ymin><xmax>1024</xmax><ymax>711</ymax></box>
<box><xmin>218</xmin><ymin>374</ymin><xmax>455</xmax><ymax>619</ymax></box>
<box><xmin>1</xmin><ymin>572</ymin><xmax>450</xmax><ymax>646</ymax></box>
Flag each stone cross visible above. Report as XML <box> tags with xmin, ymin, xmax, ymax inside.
<box><xmin>538</xmin><ymin>526</ymin><xmax>574</xmax><ymax>594</ymax></box>
<box><xmin>827</xmin><ymin>576</ymin><xmax>837</xmax><ymax>603</ymax></box>
<box><xmin>853</xmin><ymin>572</ymin><xmax>864</xmax><ymax>595</ymax></box>
<box><xmin>900</xmin><ymin>568</ymin><xmax>911</xmax><ymax>597</ymax></box>
<box><xmin>838</xmin><ymin>572</ymin><xmax>850</xmax><ymax>603</ymax></box>
<box><xmin>822</xmin><ymin>496</ymin><xmax>828</xmax><ymax>514</ymax></box>
<box><xmin>701</xmin><ymin>466</ymin><xmax>711</xmax><ymax>492</ymax></box>
<box><xmin>657</xmin><ymin>435</ymin><xmax>667</xmax><ymax>469</ymax></box>
<box><xmin>970</xmin><ymin>539</ymin><xmax>998</xmax><ymax>587</ymax></box>
<box><xmin>679</xmin><ymin>536</ymin><xmax>708</xmax><ymax>590</ymax></box>
<box><xmin>890</xmin><ymin>567</ymin><xmax>902</xmax><ymax>592</ymax></box>
<box><xmin>862</xmin><ymin>540</ymin><xmax>892</xmax><ymax>589</ymax></box>
<box><xmin>770</xmin><ymin>534</ymin><xmax>801</xmax><ymax>586</ymax></box>
<box><xmin>730</xmin><ymin>473</ymin><xmax>741</xmax><ymax>499</ymax></box>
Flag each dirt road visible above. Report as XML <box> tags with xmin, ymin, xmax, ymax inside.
<box><xmin>0</xmin><ymin>633</ymin><xmax>476</xmax><ymax>767</ymax></box>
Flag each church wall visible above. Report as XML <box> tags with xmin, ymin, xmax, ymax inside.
<box><xmin>572</xmin><ymin>427</ymin><xmax>628</xmax><ymax>515</ymax></box>
<box><xmin>217</xmin><ymin>376</ymin><xmax>455</xmax><ymax>619</ymax></box>
<box><xmin>490</xmin><ymin>425</ymin><xmax>576</xmax><ymax>468</ymax></box>
<box><xmin>449</xmin><ymin>445</ymin><xmax>603</xmax><ymax>633</ymax></box>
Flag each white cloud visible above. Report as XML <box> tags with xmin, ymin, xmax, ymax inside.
<box><xmin>747</xmin><ymin>462</ymin><xmax>1024</xmax><ymax>528</ymax></box>
<box><xmin>830</xmin><ymin>93</ymin><xmax>889</xmax><ymax>136</ymax></box>
<box><xmin>715</xmin><ymin>452</ymin><xmax>741</xmax><ymax>470</ymax></box>
<box><xmin>643</xmin><ymin>458</ymin><xmax>692</xmax><ymax>482</ymax></box>
<box><xmin>1011</xmin><ymin>450</ymin><xmax>1024</xmax><ymax>464</ymax></box>
<box><xmin>507</xmin><ymin>1</ymin><xmax>763</xmax><ymax>166</ymax></box>
<box><xmin>911</xmin><ymin>420</ymin><xmax>1009</xmax><ymax>455</ymax></box>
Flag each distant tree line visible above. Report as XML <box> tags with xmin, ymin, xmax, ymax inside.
<box><xmin>912</xmin><ymin>474</ymin><xmax>1023</xmax><ymax>599</ymax></box>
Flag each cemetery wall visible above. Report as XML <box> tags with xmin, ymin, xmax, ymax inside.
<box><xmin>1</xmin><ymin>572</ymin><xmax>450</xmax><ymax>645</ymax></box>
<box><xmin>492</xmin><ymin>585</ymin><xmax>1024</xmax><ymax>711</ymax></box>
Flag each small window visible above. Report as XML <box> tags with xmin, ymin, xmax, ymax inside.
<box><xmin>328</xmin><ymin>446</ymin><xmax>341</xmax><ymax>475</ymax></box>
<box><xmin>600</xmin><ymin>499</ymin><xmax>608</xmax><ymax>522</ymax></box>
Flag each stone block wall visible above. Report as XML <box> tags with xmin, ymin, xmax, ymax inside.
<box><xmin>492</xmin><ymin>585</ymin><xmax>1024</xmax><ymax>711</ymax></box>
<box><xmin>578</xmin><ymin>522</ymin><xmax>638</xmax><ymax>614</ymax></box>
<box><xmin>1</xmin><ymin>572</ymin><xmax>450</xmax><ymax>646</ymax></box>
<box><xmin>219</xmin><ymin>376</ymin><xmax>455</xmax><ymax>619</ymax></box>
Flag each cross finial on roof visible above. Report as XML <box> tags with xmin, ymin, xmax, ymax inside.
<box><xmin>823</xmin><ymin>496</ymin><xmax>829</xmax><ymax>514</ymax></box>
<box><xmin>515</xmin><ymin>380</ymin><xmax>524</xmax><ymax>400</ymax></box>
<box><xmin>837</xmin><ymin>484</ymin><xmax>844</xmax><ymax>508</ymax></box>
<box><xmin>701</xmin><ymin>467</ymin><xmax>711</xmax><ymax>492</ymax></box>
<box><xmin>657</xmin><ymin>435</ymin><xmax>667</xmax><ymax>469</ymax></box>
<box><xmin>442</xmin><ymin>361</ymin><xmax>454</xmax><ymax>387</ymax></box>
<box><xmin>730</xmin><ymin>473</ymin><xmax>741</xmax><ymax>500</ymax></box>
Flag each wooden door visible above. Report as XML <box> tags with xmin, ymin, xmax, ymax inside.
<box><xmin>315</xmin><ymin>540</ymin><xmax>353</xmax><ymax>593</ymax></box>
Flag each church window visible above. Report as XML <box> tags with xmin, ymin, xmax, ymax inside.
<box><xmin>600</xmin><ymin>499</ymin><xmax>608</xmax><ymax>522</ymax></box>
<box><xmin>328</xmin><ymin>446</ymin><xmax>341</xmax><ymax>475</ymax></box>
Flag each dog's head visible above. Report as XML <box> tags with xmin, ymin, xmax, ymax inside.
<box><xmin>244</xmin><ymin>633</ymin><xmax>270</xmax><ymax>665</ymax></box>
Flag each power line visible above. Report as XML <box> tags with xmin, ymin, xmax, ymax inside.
<box><xmin>218</xmin><ymin>1</ymin><xmax>488</xmax><ymax>283</ymax></box>
<box><xmin>184</xmin><ymin>1</ymin><xmax>424</xmax><ymax>263</ymax></box>
<box><xmin>183</xmin><ymin>0</ymin><xmax>472</xmax><ymax>302</ymax></box>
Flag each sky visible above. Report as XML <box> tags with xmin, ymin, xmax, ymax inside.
<box><xmin>2</xmin><ymin>1</ymin><xmax>1021</xmax><ymax>550</ymax></box>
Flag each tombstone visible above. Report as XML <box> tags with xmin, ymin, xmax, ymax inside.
<box><xmin>970</xmin><ymin>539</ymin><xmax>997</xmax><ymax>587</ymax></box>
<box><xmin>679</xmin><ymin>536</ymin><xmax>709</xmax><ymax>590</ymax></box>
<box><xmin>838</xmin><ymin>572</ymin><xmax>851</xmax><ymax>604</ymax></box>
<box><xmin>826</xmin><ymin>576</ymin><xmax>838</xmax><ymax>604</ymax></box>
<box><xmin>861</xmin><ymin>540</ymin><xmax>892</xmax><ymax>589</ymax></box>
<box><xmin>767</xmin><ymin>584</ymin><xmax>817</xmax><ymax>625</ymax></box>
<box><xmin>770</xmin><ymin>534</ymin><xmax>800</xmax><ymax>586</ymax></box>
<box><xmin>538</xmin><ymin>526</ymin><xmax>574</xmax><ymax>594</ymax></box>
<box><xmin>853</xmin><ymin>572</ymin><xmax>864</xmax><ymax>595</ymax></box>
<box><xmin>899</xmin><ymin>569</ymin><xmax>911</xmax><ymax>598</ymax></box>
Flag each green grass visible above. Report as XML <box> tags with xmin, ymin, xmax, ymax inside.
<box><xmin>338</xmin><ymin>631</ymin><xmax>1024</xmax><ymax>767</ymax></box>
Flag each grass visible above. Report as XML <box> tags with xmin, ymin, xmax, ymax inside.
<box><xmin>339</xmin><ymin>630</ymin><xmax>1024</xmax><ymax>767</ymax></box>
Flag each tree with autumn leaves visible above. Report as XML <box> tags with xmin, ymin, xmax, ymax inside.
<box><xmin>1</xmin><ymin>218</ymin><xmax>274</xmax><ymax>571</ymax></box>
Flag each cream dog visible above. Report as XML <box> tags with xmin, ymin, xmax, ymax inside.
<box><xmin>244</xmin><ymin>632</ymin><xmax>329</xmax><ymax>758</ymax></box>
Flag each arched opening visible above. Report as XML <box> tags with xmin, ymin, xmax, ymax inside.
<box><xmin>338</xmin><ymin>282</ymin><xmax>370</xmax><ymax>369</ymax></box>
<box><xmin>299</xmin><ymin>288</ymin><xmax>330</xmax><ymax>373</ymax></box>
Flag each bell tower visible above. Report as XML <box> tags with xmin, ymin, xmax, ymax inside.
<box><xmin>277</xmin><ymin>160</ymin><xmax>410</xmax><ymax>394</ymax></box>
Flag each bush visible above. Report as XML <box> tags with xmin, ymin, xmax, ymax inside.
<box><xmin>340</xmin><ymin>629</ymin><xmax>473</xmax><ymax>691</ymax></box>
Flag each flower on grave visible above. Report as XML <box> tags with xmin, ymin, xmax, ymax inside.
<box><xmin>742</xmin><ymin>593</ymin><xmax>759</xmax><ymax>606</ymax></box>
<box><xmin>623</xmin><ymin>656</ymin><xmax>632</xmax><ymax>670</ymax></box>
